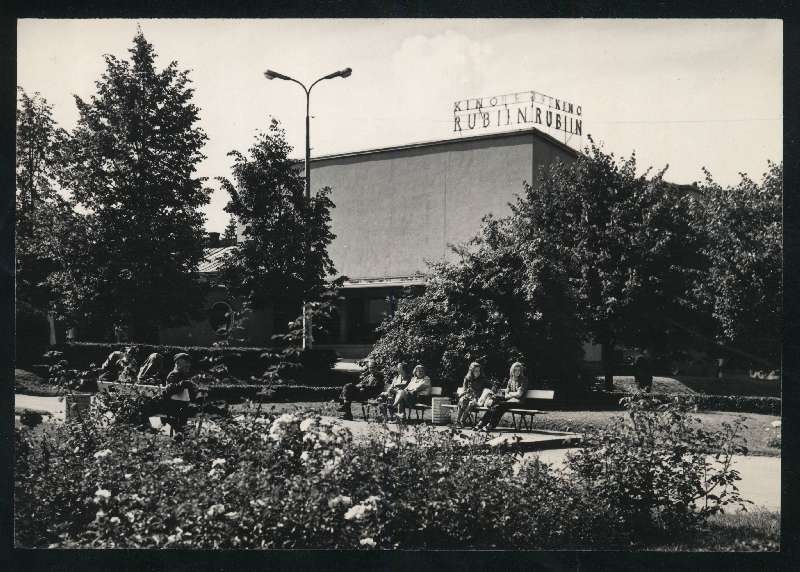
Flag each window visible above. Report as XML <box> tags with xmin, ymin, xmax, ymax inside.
<box><xmin>208</xmin><ymin>302</ymin><xmax>233</xmax><ymax>335</ymax></box>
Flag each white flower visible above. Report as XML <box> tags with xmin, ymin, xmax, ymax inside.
<box><xmin>225</xmin><ymin>511</ymin><xmax>240</xmax><ymax>519</ymax></box>
<box><xmin>169</xmin><ymin>457</ymin><xmax>184</xmax><ymax>465</ymax></box>
<box><xmin>93</xmin><ymin>449</ymin><xmax>112</xmax><ymax>459</ymax></box>
<box><xmin>180</xmin><ymin>464</ymin><xmax>194</xmax><ymax>474</ymax></box>
<box><xmin>206</xmin><ymin>504</ymin><xmax>225</xmax><ymax>517</ymax></box>
<box><xmin>344</xmin><ymin>504</ymin><xmax>370</xmax><ymax>521</ymax></box>
<box><xmin>254</xmin><ymin>417</ymin><xmax>270</xmax><ymax>425</ymax></box>
<box><xmin>300</xmin><ymin>418</ymin><xmax>314</xmax><ymax>432</ymax></box>
<box><xmin>110</xmin><ymin>516</ymin><xmax>120</xmax><ymax>525</ymax></box>
<box><xmin>124</xmin><ymin>473</ymin><xmax>132</xmax><ymax>479</ymax></box>
<box><xmin>276</xmin><ymin>413</ymin><xmax>295</xmax><ymax>425</ymax></box>
<box><xmin>300</xmin><ymin>451</ymin><xmax>310</xmax><ymax>462</ymax></box>
<box><xmin>344</xmin><ymin>497</ymin><xmax>379</xmax><ymax>521</ymax></box>
<box><xmin>771</xmin><ymin>420</ymin><xmax>782</xmax><ymax>428</ymax></box>
<box><xmin>269</xmin><ymin>423</ymin><xmax>287</xmax><ymax>441</ymax></box>
<box><xmin>211</xmin><ymin>458</ymin><xmax>226</xmax><ymax>468</ymax></box>
<box><xmin>327</xmin><ymin>495</ymin><xmax>353</xmax><ymax>509</ymax></box>
<box><xmin>94</xmin><ymin>488</ymin><xmax>112</xmax><ymax>499</ymax></box>
<box><xmin>125</xmin><ymin>511</ymin><xmax>136</xmax><ymax>523</ymax></box>
<box><xmin>360</xmin><ymin>537</ymin><xmax>376</xmax><ymax>548</ymax></box>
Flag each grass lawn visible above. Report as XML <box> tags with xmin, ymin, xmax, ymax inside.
<box><xmin>610</xmin><ymin>374</ymin><xmax>780</xmax><ymax>397</ymax></box>
<box><xmin>15</xmin><ymin>368</ymin><xmax>61</xmax><ymax>396</ymax></box>
<box><xmin>644</xmin><ymin>509</ymin><xmax>780</xmax><ymax>551</ymax></box>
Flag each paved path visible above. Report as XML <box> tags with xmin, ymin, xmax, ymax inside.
<box><xmin>521</xmin><ymin>449</ymin><xmax>780</xmax><ymax>512</ymax></box>
<box><xmin>15</xmin><ymin>394</ymin><xmax>65</xmax><ymax>421</ymax></box>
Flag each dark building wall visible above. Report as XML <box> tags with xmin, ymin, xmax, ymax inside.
<box><xmin>159</xmin><ymin>285</ymin><xmax>273</xmax><ymax>346</ymax></box>
<box><xmin>311</xmin><ymin>129</ymin><xmax>577</xmax><ymax>281</ymax></box>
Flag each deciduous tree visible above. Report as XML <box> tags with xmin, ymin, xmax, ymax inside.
<box><xmin>218</xmin><ymin>119</ymin><xmax>339</xmax><ymax>343</ymax></box>
<box><xmin>690</xmin><ymin>162</ymin><xmax>782</xmax><ymax>368</ymax></box>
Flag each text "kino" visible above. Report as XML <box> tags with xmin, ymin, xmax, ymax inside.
<box><xmin>453</xmin><ymin>93</ymin><xmax>583</xmax><ymax>136</ymax></box>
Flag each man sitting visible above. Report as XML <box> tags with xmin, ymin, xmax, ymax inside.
<box><xmin>338</xmin><ymin>358</ymin><xmax>385</xmax><ymax>421</ymax></box>
<box><xmin>161</xmin><ymin>353</ymin><xmax>201</xmax><ymax>433</ymax></box>
<box><xmin>97</xmin><ymin>351</ymin><xmax>125</xmax><ymax>382</ymax></box>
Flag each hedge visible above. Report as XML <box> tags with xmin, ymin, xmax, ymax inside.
<box><xmin>204</xmin><ymin>384</ymin><xmax>340</xmax><ymax>402</ymax></box>
<box><xmin>53</xmin><ymin>342</ymin><xmax>338</xmax><ymax>384</ymax></box>
<box><xmin>565</xmin><ymin>390</ymin><xmax>781</xmax><ymax>416</ymax></box>
<box><xmin>98</xmin><ymin>381</ymin><xmax>341</xmax><ymax>403</ymax></box>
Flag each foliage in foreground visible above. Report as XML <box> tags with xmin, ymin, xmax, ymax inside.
<box><xmin>15</xmin><ymin>394</ymin><xmax>754</xmax><ymax>549</ymax></box>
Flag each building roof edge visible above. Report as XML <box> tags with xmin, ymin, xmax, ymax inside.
<box><xmin>306</xmin><ymin>127</ymin><xmax>581</xmax><ymax>164</ymax></box>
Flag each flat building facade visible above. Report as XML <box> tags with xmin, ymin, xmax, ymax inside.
<box><xmin>161</xmin><ymin>127</ymin><xmax>601</xmax><ymax>361</ymax></box>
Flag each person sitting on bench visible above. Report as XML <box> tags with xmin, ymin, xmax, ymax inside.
<box><xmin>393</xmin><ymin>364</ymin><xmax>432</xmax><ymax>420</ymax></box>
<box><xmin>137</xmin><ymin>352</ymin><xmax>166</xmax><ymax>384</ymax></box>
<box><xmin>97</xmin><ymin>350</ymin><xmax>125</xmax><ymax>382</ymax></box>
<box><xmin>375</xmin><ymin>362</ymin><xmax>412</xmax><ymax>421</ymax></box>
<box><xmin>474</xmin><ymin>361</ymin><xmax>529</xmax><ymax>432</ymax></box>
<box><xmin>162</xmin><ymin>353</ymin><xmax>200</xmax><ymax>433</ymax></box>
<box><xmin>455</xmin><ymin>361</ymin><xmax>489</xmax><ymax>426</ymax></box>
<box><xmin>338</xmin><ymin>358</ymin><xmax>385</xmax><ymax>420</ymax></box>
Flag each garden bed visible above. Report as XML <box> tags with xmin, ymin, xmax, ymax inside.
<box><xmin>14</xmin><ymin>394</ymin><xmax>764</xmax><ymax>550</ymax></box>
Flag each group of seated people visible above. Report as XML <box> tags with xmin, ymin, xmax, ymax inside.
<box><xmin>96</xmin><ymin>347</ymin><xmax>204</xmax><ymax>429</ymax></box>
<box><xmin>338</xmin><ymin>359</ymin><xmax>529</xmax><ymax>431</ymax></box>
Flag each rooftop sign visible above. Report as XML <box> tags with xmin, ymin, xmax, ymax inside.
<box><xmin>453</xmin><ymin>90</ymin><xmax>582</xmax><ymax>139</ymax></box>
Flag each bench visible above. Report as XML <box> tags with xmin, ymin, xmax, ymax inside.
<box><xmin>361</xmin><ymin>387</ymin><xmax>443</xmax><ymax>422</ymax></box>
<box><xmin>98</xmin><ymin>380</ymin><xmax>209</xmax><ymax>436</ymax></box>
<box><xmin>404</xmin><ymin>386</ymin><xmax>443</xmax><ymax>421</ymax></box>
<box><xmin>442</xmin><ymin>389</ymin><xmax>555</xmax><ymax>430</ymax></box>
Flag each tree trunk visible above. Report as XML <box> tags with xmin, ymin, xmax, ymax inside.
<box><xmin>601</xmin><ymin>341</ymin><xmax>615</xmax><ymax>391</ymax></box>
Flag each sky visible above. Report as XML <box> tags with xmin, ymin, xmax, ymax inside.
<box><xmin>18</xmin><ymin>19</ymin><xmax>782</xmax><ymax>233</ymax></box>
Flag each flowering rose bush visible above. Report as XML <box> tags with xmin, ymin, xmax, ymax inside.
<box><xmin>15</xmin><ymin>395</ymin><xmax>751</xmax><ymax>549</ymax></box>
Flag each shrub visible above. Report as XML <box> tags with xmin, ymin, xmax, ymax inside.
<box><xmin>15</xmin><ymin>394</ymin><xmax>750</xmax><ymax>549</ymax></box>
<box><xmin>565</xmin><ymin>394</ymin><xmax>750</xmax><ymax>538</ymax></box>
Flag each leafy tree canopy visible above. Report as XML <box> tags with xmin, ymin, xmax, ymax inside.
<box><xmin>691</xmin><ymin>162</ymin><xmax>782</xmax><ymax>367</ymax></box>
<box><xmin>15</xmin><ymin>88</ymin><xmax>75</xmax><ymax>312</ymax></box>
<box><xmin>57</xmin><ymin>30</ymin><xmax>210</xmax><ymax>341</ymax></box>
<box><xmin>218</xmin><ymin>119</ymin><xmax>338</xmax><ymax>327</ymax></box>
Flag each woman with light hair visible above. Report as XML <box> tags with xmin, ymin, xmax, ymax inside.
<box><xmin>455</xmin><ymin>362</ymin><xmax>488</xmax><ymax>427</ymax></box>
<box><xmin>392</xmin><ymin>364</ymin><xmax>432</xmax><ymax>420</ymax></box>
<box><xmin>474</xmin><ymin>361</ymin><xmax>529</xmax><ymax>431</ymax></box>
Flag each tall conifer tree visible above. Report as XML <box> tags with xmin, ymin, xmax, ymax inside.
<box><xmin>60</xmin><ymin>30</ymin><xmax>210</xmax><ymax>341</ymax></box>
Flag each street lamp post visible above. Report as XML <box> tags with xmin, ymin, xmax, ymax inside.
<box><xmin>264</xmin><ymin>66</ymin><xmax>352</xmax><ymax>350</ymax></box>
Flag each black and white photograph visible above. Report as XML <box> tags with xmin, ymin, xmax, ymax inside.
<box><xmin>12</xmin><ymin>18</ymin><xmax>782</xmax><ymax>552</ymax></box>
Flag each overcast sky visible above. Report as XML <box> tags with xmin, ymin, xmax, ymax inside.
<box><xmin>18</xmin><ymin>19</ymin><xmax>782</xmax><ymax>232</ymax></box>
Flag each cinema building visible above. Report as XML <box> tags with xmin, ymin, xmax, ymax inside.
<box><xmin>161</xmin><ymin>127</ymin><xmax>600</xmax><ymax>360</ymax></box>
